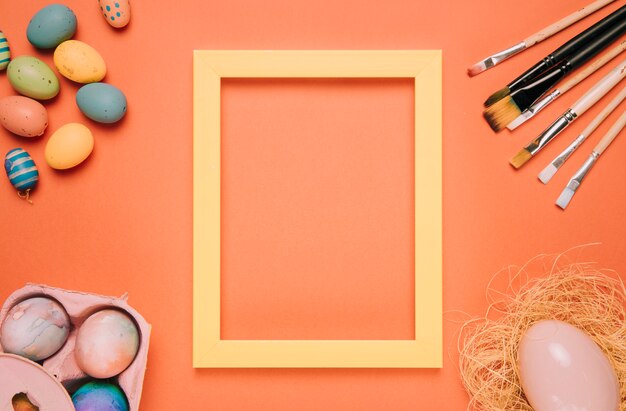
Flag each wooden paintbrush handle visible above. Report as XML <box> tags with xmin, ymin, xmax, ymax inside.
<box><xmin>594</xmin><ymin>110</ymin><xmax>626</xmax><ymax>154</ymax></box>
<box><xmin>559</xmin><ymin>39</ymin><xmax>626</xmax><ymax>94</ymax></box>
<box><xmin>524</xmin><ymin>0</ymin><xmax>617</xmax><ymax>46</ymax></box>
<box><xmin>581</xmin><ymin>86</ymin><xmax>626</xmax><ymax>137</ymax></box>
<box><xmin>572</xmin><ymin>59</ymin><xmax>626</xmax><ymax>115</ymax></box>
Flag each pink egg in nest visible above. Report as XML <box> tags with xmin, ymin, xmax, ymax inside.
<box><xmin>75</xmin><ymin>309</ymin><xmax>139</xmax><ymax>379</ymax></box>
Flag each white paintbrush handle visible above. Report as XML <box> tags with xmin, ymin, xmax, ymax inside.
<box><xmin>594</xmin><ymin>110</ymin><xmax>626</xmax><ymax>154</ymax></box>
<box><xmin>523</xmin><ymin>0</ymin><xmax>617</xmax><ymax>46</ymax></box>
<box><xmin>581</xmin><ymin>86</ymin><xmax>626</xmax><ymax>138</ymax></box>
<box><xmin>559</xmin><ymin>39</ymin><xmax>626</xmax><ymax>94</ymax></box>
<box><xmin>571</xmin><ymin>59</ymin><xmax>626</xmax><ymax>116</ymax></box>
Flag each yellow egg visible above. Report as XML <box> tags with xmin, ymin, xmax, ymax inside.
<box><xmin>45</xmin><ymin>123</ymin><xmax>94</xmax><ymax>169</ymax></box>
<box><xmin>53</xmin><ymin>40</ymin><xmax>106</xmax><ymax>83</ymax></box>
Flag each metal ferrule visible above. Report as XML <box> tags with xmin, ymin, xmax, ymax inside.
<box><xmin>568</xmin><ymin>152</ymin><xmax>599</xmax><ymax>191</ymax></box>
<box><xmin>528</xmin><ymin>89</ymin><xmax>561</xmax><ymax>117</ymax></box>
<box><xmin>482</xmin><ymin>41</ymin><xmax>527</xmax><ymax>70</ymax></box>
<box><xmin>526</xmin><ymin>109</ymin><xmax>577</xmax><ymax>155</ymax></box>
<box><xmin>551</xmin><ymin>133</ymin><xmax>587</xmax><ymax>169</ymax></box>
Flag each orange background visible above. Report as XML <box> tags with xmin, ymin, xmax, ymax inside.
<box><xmin>1</xmin><ymin>0</ymin><xmax>626</xmax><ymax>409</ymax></box>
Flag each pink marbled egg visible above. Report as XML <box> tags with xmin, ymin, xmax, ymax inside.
<box><xmin>0</xmin><ymin>297</ymin><xmax>70</xmax><ymax>361</ymax></box>
<box><xmin>75</xmin><ymin>309</ymin><xmax>139</xmax><ymax>378</ymax></box>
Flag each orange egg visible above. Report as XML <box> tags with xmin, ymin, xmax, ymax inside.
<box><xmin>99</xmin><ymin>0</ymin><xmax>131</xmax><ymax>28</ymax></box>
<box><xmin>0</xmin><ymin>96</ymin><xmax>48</xmax><ymax>137</ymax></box>
<box><xmin>45</xmin><ymin>123</ymin><xmax>94</xmax><ymax>169</ymax></box>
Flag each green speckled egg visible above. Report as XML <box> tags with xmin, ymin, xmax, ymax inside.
<box><xmin>7</xmin><ymin>56</ymin><xmax>60</xmax><ymax>100</ymax></box>
<box><xmin>27</xmin><ymin>4</ymin><xmax>77</xmax><ymax>49</ymax></box>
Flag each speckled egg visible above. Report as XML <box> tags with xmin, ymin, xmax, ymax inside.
<box><xmin>75</xmin><ymin>309</ymin><xmax>139</xmax><ymax>379</ymax></box>
<box><xmin>45</xmin><ymin>123</ymin><xmax>94</xmax><ymax>170</ymax></box>
<box><xmin>27</xmin><ymin>4</ymin><xmax>77</xmax><ymax>49</ymax></box>
<box><xmin>98</xmin><ymin>0</ymin><xmax>131</xmax><ymax>28</ymax></box>
<box><xmin>0</xmin><ymin>31</ymin><xmax>11</xmax><ymax>70</ymax></box>
<box><xmin>72</xmin><ymin>381</ymin><xmax>129</xmax><ymax>411</ymax></box>
<box><xmin>7</xmin><ymin>56</ymin><xmax>60</xmax><ymax>100</ymax></box>
<box><xmin>4</xmin><ymin>148</ymin><xmax>39</xmax><ymax>193</ymax></box>
<box><xmin>77</xmin><ymin>83</ymin><xmax>127</xmax><ymax>123</ymax></box>
<box><xmin>0</xmin><ymin>297</ymin><xmax>70</xmax><ymax>361</ymax></box>
<box><xmin>0</xmin><ymin>96</ymin><xmax>48</xmax><ymax>137</ymax></box>
<box><xmin>54</xmin><ymin>40</ymin><xmax>106</xmax><ymax>83</ymax></box>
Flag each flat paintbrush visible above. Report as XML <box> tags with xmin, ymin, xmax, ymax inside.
<box><xmin>484</xmin><ymin>4</ymin><xmax>626</xmax><ymax>107</ymax></box>
<box><xmin>484</xmin><ymin>19</ymin><xmax>626</xmax><ymax>132</ymax></box>
<box><xmin>510</xmin><ymin>58</ymin><xmax>626</xmax><ymax>169</ymax></box>
<box><xmin>538</xmin><ymin>85</ymin><xmax>626</xmax><ymax>184</ymax></box>
<box><xmin>556</xmin><ymin>110</ymin><xmax>626</xmax><ymax>209</ymax></box>
<box><xmin>508</xmin><ymin>39</ymin><xmax>626</xmax><ymax>130</ymax></box>
<box><xmin>468</xmin><ymin>0</ymin><xmax>616</xmax><ymax>76</ymax></box>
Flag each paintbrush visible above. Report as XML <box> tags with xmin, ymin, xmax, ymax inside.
<box><xmin>556</xmin><ymin>110</ymin><xmax>626</xmax><ymax>209</ymax></box>
<box><xmin>508</xmin><ymin>39</ymin><xmax>626</xmax><ymax>130</ymax></box>
<box><xmin>510</xmin><ymin>58</ymin><xmax>626</xmax><ymax>169</ymax></box>
<box><xmin>538</xmin><ymin>86</ymin><xmax>626</xmax><ymax>184</ymax></box>
<box><xmin>484</xmin><ymin>4</ymin><xmax>626</xmax><ymax>107</ymax></box>
<box><xmin>468</xmin><ymin>0</ymin><xmax>616</xmax><ymax>76</ymax></box>
<box><xmin>484</xmin><ymin>20</ymin><xmax>626</xmax><ymax>132</ymax></box>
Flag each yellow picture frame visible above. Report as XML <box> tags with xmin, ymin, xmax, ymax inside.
<box><xmin>193</xmin><ymin>50</ymin><xmax>442</xmax><ymax>368</ymax></box>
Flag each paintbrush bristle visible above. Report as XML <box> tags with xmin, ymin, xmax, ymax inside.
<box><xmin>484</xmin><ymin>87</ymin><xmax>510</xmax><ymax>107</ymax></box>
<box><xmin>510</xmin><ymin>148</ymin><xmax>532</xmax><ymax>169</ymax></box>
<box><xmin>538</xmin><ymin>164</ymin><xmax>558</xmax><ymax>184</ymax></box>
<box><xmin>556</xmin><ymin>186</ymin><xmax>575</xmax><ymax>209</ymax></box>
<box><xmin>467</xmin><ymin>62</ymin><xmax>486</xmax><ymax>77</ymax></box>
<box><xmin>483</xmin><ymin>96</ymin><xmax>523</xmax><ymax>132</ymax></box>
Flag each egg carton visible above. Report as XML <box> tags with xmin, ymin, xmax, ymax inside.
<box><xmin>0</xmin><ymin>284</ymin><xmax>151</xmax><ymax>411</ymax></box>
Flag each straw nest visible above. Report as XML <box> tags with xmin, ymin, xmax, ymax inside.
<box><xmin>458</xmin><ymin>252</ymin><xmax>626</xmax><ymax>410</ymax></box>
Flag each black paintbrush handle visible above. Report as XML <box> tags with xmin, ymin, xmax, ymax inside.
<box><xmin>510</xmin><ymin>18</ymin><xmax>626</xmax><ymax>111</ymax></box>
<box><xmin>507</xmin><ymin>4</ymin><xmax>626</xmax><ymax>92</ymax></box>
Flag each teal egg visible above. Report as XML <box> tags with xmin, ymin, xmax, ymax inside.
<box><xmin>76</xmin><ymin>83</ymin><xmax>127</xmax><ymax>124</ymax></box>
<box><xmin>7</xmin><ymin>56</ymin><xmax>60</xmax><ymax>100</ymax></box>
<box><xmin>72</xmin><ymin>382</ymin><xmax>129</xmax><ymax>411</ymax></box>
<box><xmin>0</xmin><ymin>31</ymin><xmax>10</xmax><ymax>70</ymax></box>
<box><xmin>27</xmin><ymin>4</ymin><xmax>77</xmax><ymax>49</ymax></box>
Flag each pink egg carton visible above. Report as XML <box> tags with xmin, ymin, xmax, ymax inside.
<box><xmin>0</xmin><ymin>284</ymin><xmax>151</xmax><ymax>411</ymax></box>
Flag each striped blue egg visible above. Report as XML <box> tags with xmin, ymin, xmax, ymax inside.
<box><xmin>0</xmin><ymin>31</ymin><xmax>10</xmax><ymax>70</ymax></box>
<box><xmin>4</xmin><ymin>148</ymin><xmax>39</xmax><ymax>191</ymax></box>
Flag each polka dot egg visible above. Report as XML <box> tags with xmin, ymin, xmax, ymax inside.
<box><xmin>99</xmin><ymin>0</ymin><xmax>131</xmax><ymax>28</ymax></box>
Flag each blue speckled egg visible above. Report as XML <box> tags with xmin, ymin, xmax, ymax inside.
<box><xmin>0</xmin><ymin>31</ymin><xmax>10</xmax><ymax>70</ymax></box>
<box><xmin>72</xmin><ymin>382</ymin><xmax>129</xmax><ymax>411</ymax></box>
<box><xmin>4</xmin><ymin>148</ymin><xmax>39</xmax><ymax>192</ymax></box>
<box><xmin>76</xmin><ymin>83</ymin><xmax>127</xmax><ymax>123</ymax></box>
<box><xmin>27</xmin><ymin>4</ymin><xmax>77</xmax><ymax>49</ymax></box>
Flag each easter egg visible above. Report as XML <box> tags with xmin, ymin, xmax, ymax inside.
<box><xmin>0</xmin><ymin>297</ymin><xmax>70</xmax><ymax>361</ymax></box>
<box><xmin>519</xmin><ymin>320</ymin><xmax>619</xmax><ymax>411</ymax></box>
<box><xmin>54</xmin><ymin>40</ymin><xmax>106</xmax><ymax>83</ymax></box>
<box><xmin>12</xmin><ymin>393</ymin><xmax>39</xmax><ymax>411</ymax></box>
<box><xmin>72</xmin><ymin>381</ymin><xmax>129</xmax><ymax>411</ymax></box>
<box><xmin>7</xmin><ymin>56</ymin><xmax>60</xmax><ymax>100</ymax></box>
<box><xmin>4</xmin><ymin>149</ymin><xmax>39</xmax><ymax>193</ymax></box>
<box><xmin>75</xmin><ymin>309</ymin><xmax>139</xmax><ymax>379</ymax></box>
<box><xmin>45</xmin><ymin>123</ymin><xmax>94</xmax><ymax>170</ymax></box>
<box><xmin>77</xmin><ymin>83</ymin><xmax>127</xmax><ymax>123</ymax></box>
<box><xmin>0</xmin><ymin>96</ymin><xmax>48</xmax><ymax>137</ymax></box>
<box><xmin>98</xmin><ymin>0</ymin><xmax>131</xmax><ymax>28</ymax></box>
<box><xmin>0</xmin><ymin>31</ymin><xmax>10</xmax><ymax>70</ymax></box>
<box><xmin>27</xmin><ymin>4</ymin><xmax>77</xmax><ymax>49</ymax></box>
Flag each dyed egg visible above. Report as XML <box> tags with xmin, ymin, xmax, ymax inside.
<box><xmin>12</xmin><ymin>393</ymin><xmax>39</xmax><ymax>411</ymax></box>
<box><xmin>519</xmin><ymin>320</ymin><xmax>619</xmax><ymax>411</ymax></box>
<box><xmin>7</xmin><ymin>56</ymin><xmax>60</xmax><ymax>100</ymax></box>
<box><xmin>75</xmin><ymin>309</ymin><xmax>139</xmax><ymax>379</ymax></box>
<box><xmin>0</xmin><ymin>297</ymin><xmax>70</xmax><ymax>361</ymax></box>
<box><xmin>98</xmin><ymin>0</ymin><xmax>131</xmax><ymax>28</ymax></box>
<box><xmin>72</xmin><ymin>382</ymin><xmax>129</xmax><ymax>411</ymax></box>
<box><xmin>4</xmin><ymin>149</ymin><xmax>39</xmax><ymax>194</ymax></box>
<box><xmin>54</xmin><ymin>40</ymin><xmax>106</xmax><ymax>83</ymax></box>
<box><xmin>27</xmin><ymin>4</ymin><xmax>77</xmax><ymax>49</ymax></box>
<box><xmin>0</xmin><ymin>96</ymin><xmax>48</xmax><ymax>137</ymax></box>
<box><xmin>45</xmin><ymin>123</ymin><xmax>94</xmax><ymax>170</ymax></box>
<box><xmin>0</xmin><ymin>31</ymin><xmax>10</xmax><ymax>70</ymax></box>
<box><xmin>77</xmin><ymin>83</ymin><xmax>127</xmax><ymax>123</ymax></box>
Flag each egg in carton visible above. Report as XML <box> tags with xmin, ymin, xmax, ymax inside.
<box><xmin>0</xmin><ymin>284</ymin><xmax>151</xmax><ymax>411</ymax></box>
